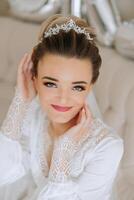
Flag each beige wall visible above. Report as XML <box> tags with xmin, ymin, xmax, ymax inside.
<box><xmin>117</xmin><ymin>0</ymin><xmax>134</xmax><ymax>20</ymax></box>
<box><xmin>0</xmin><ymin>0</ymin><xmax>9</xmax><ymax>15</ymax></box>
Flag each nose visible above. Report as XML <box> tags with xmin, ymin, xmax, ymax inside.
<box><xmin>58</xmin><ymin>88</ymin><xmax>70</xmax><ymax>104</ymax></box>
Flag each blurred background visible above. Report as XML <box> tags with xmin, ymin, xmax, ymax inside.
<box><xmin>0</xmin><ymin>0</ymin><xmax>134</xmax><ymax>199</ymax></box>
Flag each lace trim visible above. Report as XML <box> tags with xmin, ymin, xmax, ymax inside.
<box><xmin>36</xmin><ymin>108</ymin><xmax>120</xmax><ymax>182</ymax></box>
<box><xmin>94</xmin><ymin>119</ymin><xmax>119</xmax><ymax>144</ymax></box>
<box><xmin>48</xmin><ymin>118</ymin><xmax>112</xmax><ymax>183</ymax></box>
<box><xmin>38</xmin><ymin>117</ymin><xmax>112</xmax><ymax>181</ymax></box>
<box><xmin>0</xmin><ymin>86</ymin><xmax>30</xmax><ymax>140</ymax></box>
<box><xmin>96</xmin><ymin>127</ymin><xmax>110</xmax><ymax>144</ymax></box>
<box><xmin>37</xmin><ymin>114</ymin><xmax>53</xmax><ymax>177</ymax></box>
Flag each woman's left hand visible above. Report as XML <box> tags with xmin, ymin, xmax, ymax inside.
<box><xmin>72</xmin><ymin>103</ymin><xmax>93</xmax><ymax>145</ymax></box>
<box><xmin>56</xmin><ymin>103</ymin><xmax>94</xmax><ymax>148</ymax></box>
<box><xmin>48</xmin><ymin>103</ymin><xmax>94</xmax><ymax>182</ymax></box>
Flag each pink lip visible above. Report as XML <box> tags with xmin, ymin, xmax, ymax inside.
<box><xmin>51</xmin><ymin>104</ymin><xmax>72</xmax><ymax>112</ymax></box>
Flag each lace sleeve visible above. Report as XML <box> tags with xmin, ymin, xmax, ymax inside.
<box><xmin>0</xmin><ymin>86</ymin><xmax>30</xmax><ymax>140</ymax></box>
<box><xmin>48</xmin><ymin>136</ymin><xmax>79</xmax><ymax>183</ymax></box>
<box><xmin>37</xmin><ymin>120</ymin><xmax>124</xmax><ymax>200</ymax></box>
<box><xmin>0</xmin><ymin>86</ymin><xmax>32</xmax><ymax>186</ymax></box>
<box><xmin>47</xmin><ymin>118</ymin><xmax>112</xmax><ymax>183</ymax></box>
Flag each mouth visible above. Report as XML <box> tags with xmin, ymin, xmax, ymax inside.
<box><xmin>51</xmin><ymin>104</ymin><xmax>72</xmax><ymax>112</ymax></box>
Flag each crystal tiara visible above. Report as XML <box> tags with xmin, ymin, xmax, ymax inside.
<box><xmin>39</xmin><ymin>18</ymin><xmax>93</xmax><ymax>43</ymax></box>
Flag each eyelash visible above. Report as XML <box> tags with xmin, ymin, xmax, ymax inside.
<box><xmin>43</xmin><ymin>82</ymin><xmax>86</xmax><ymax>92</ymax></box>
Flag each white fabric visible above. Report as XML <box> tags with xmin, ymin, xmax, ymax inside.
<box><xmin>0</xmin><ymin>90</ymin><xmax>124</xmax><ymax>200</ymax></box>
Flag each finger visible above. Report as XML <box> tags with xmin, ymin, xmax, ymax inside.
<box><xmin>76</xmin><ymin>108</ymin><xmax>82</xmax><ymax>124</ymax></box>
<box><xmin>24</xmin><ymin>55</ymin><xmax>30</xmax><ymax>72</ymax></box>
<box><xmin>23</xmin><ymin>63</ymin><xmax>33</xmax><ymax>83</ymax></box>
<box><xmin>23</xmin><ymin>53</ymin><xmax>32</xmax><ymax>72</ymax></box>
<box><xmin>83</xmin><ymin>105</ymin><xmax>88</xmax><ymax>119</ymax></box>
<box><xmin>68</xmin><ymin>108</ymin><xmax>87</xmax><ymax>138</ymax></box>
<box><xmin>84</xmin><ymin>103</ymin><xmax>93</xmax><ymax>121</ymax></box>
<box><xmin>18</xmin><ymin>53</ymin><xmax>28</xmax><ymax>75</ymax></box>
<box><xmin>83</xmin><ymin>109</ymin><xmax>93</xmax><ymax>128</ymax></box>
<box><xmin>24</xmin><ymin>65</ymin><xmax>33</xmax><ymax>84</ymax></box>
<box><xmin>75</xmin><ymin>108</ymin><xmax>85</xmax><ymax>130</ymax></box>
<box><xmin>80</xmin><ymin>108</ymin><xmax>86</xmax><ymax>125</ymax></box>
<box><xmin>27</xmin><ymin>52</ymin><xmax>32</xmax><ymax>64</ymax></box>
<box><xmin>72</xmin><ymin>107</ymin><xmax>93</xmax><ymax>144</ymax></box>
<box><xmin>27</xmin><ymin>61</ymin><xmax>33</xmax><ymax>74</ymax></box>
<box><xmin>22</xmin><ymin>58</ymin><xmax>29</xmax><ymax>78</ymax></box>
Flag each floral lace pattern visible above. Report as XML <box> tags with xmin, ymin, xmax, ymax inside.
<box><xmin>38</xmin><ymin>116</ymin><xmax>117</xmax><ymax>182</ymax></box>
<box><xmin>0</xmin><ymin>86</ymin><xmax>30</xmax><ymax>140</ymax></box>
<box><xmin>38</xmin><ymin>119</ymin><xmax>52</xmax><ymax>177</ymax></box>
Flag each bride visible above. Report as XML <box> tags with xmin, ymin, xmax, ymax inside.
<box><xmin>0</xmin><ymin>14</ymin><xmax>124</xmax><ymax>200</ymax></box>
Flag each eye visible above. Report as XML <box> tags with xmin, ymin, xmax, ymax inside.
<box><xmin>73</xmin><ymin>86</ymin><xmax>86</xmax><ymax>92</ymax></box>
<box><xmin>43</xmin><ymin>82</ymin><xmax>57</xmax><ymax>88</ymax></box>
<box><xmin>43</xmin><ymin>82</ymin><xmax>86</xmax><ymax>92</ymax></box>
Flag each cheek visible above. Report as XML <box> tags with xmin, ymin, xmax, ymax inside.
<box><xmin>38</xmin><ymin>85</ymin><xmax>53</xmax><ymax>100</ymax></box>
<box><xmin>36</xmin><ymin>86</ymin><xmax>51</xmax><ymax>110</ymax></box>
<box><xmin>74</xmin><ymin>93</ymin><xmax>88</xmax><ymax>105</ymax></box>
<box><xmin>38</xmin><ymin>85</ymin><xmax>88</xmax><ymax>108</ymax></box>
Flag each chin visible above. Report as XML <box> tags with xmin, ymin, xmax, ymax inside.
<box><xmin>49</xmin><ymin>111</ymin><xmax>79</xmax><ymax>124</ymax></box>
<box><xmin>50</xmin><ymin>115</ymin><xmax>72</xmax><ymax>124</ymax></box>
<box><xmin>45</xmin><ymin>105</ymin><xmax>81</xmax><ymax>122</ymax></box>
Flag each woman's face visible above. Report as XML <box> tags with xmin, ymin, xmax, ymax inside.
<box><xmin>34</xmin><ymin>53</ymin><xmax>93</xmax><ymax>123</ymax></box>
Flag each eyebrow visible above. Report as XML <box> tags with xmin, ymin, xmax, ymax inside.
<box><xmin>42</xmin><ymin>76</ymin><xmax>88</xmax><ymax>84</ymax></box>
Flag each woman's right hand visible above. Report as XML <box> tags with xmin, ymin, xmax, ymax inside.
<box><xmin>16</xmin><ymin>52</ymin><xmax>37</xmax><ymax>102</ymax></box>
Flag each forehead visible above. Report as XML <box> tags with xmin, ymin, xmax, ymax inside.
<box><xmin>38</xmin><ymin>54</ymin><xmax>92</xmax><ymax>81</ymax></box>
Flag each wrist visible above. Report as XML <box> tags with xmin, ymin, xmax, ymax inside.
<box><xmin>14</xmin><ymin>86</ymin><xmax>31</xmax><ymax>105</ymax></box>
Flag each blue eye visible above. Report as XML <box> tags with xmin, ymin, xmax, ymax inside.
<box><xmin>43</xmin><ymin>82</ymin><xmax>86</xmax><ymax>92</ymax></box>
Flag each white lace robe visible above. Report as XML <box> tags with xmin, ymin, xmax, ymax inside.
<box><xmin>0</xmin><ymin>87</ymin><xmax>124</xmax><ymax>200</ymax></box>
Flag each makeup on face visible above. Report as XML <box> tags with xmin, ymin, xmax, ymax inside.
<box><xmin>51</xmin><ymin>104</ymin><xmax>73</xmax><ymax>112</ymax></box>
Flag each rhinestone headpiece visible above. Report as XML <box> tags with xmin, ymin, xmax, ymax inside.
<box><xmin>39</xmin><ymin>19</ymin><xmax>93</xmax><ymax>43</ymax></box>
